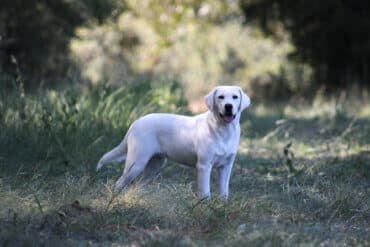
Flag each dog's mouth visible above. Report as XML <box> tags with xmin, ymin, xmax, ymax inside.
<box><xmin>219</xmin><ymin>113</ymin><xmax>236</xmax><ymax>123</ymax></box>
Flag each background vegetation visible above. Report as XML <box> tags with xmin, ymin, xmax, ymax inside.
<box><xmin>240</xmin><ymin>0</ymin><xmax>370</xmax><ymax>88</ymax></box>
<box><xmin>1</xmin><ymin>0</ymin><xmax>369</xmax><ymax>246</ymax></box>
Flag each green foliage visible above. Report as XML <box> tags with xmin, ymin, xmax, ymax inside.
<box><xmin>71</xmin><ymin>8</ymin><xmax>308</xmax><ymax>98</ymax></box>
<box><xmin>240</xmin><ymin>0</ymin><xmax>370</xmax><ymax>87</ymax></box>
<box><xmin>1</xmin><ymin>0</ymin><xmax>315</xmax><ymax>98</ymax></box>
<box><xmin>1</xmin><ymin>0</ymin><xmax>369</xmax><ymax>97</ymax></box>
<box><xmin>0</xmin><ymin>0</ymin><xmax>122</xmax><ymax>84</ymax></box>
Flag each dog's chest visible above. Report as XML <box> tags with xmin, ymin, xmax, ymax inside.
<box><xmin>215</xmin><ymin>142</ymin><xmax>232</xmax><ymax>156</ymax></box>
<box><xmin>212</xmin><ymin>139</ymin><xmax>237</xmax><ymax>166</ymax></box>
<box><xmin>213</xmin><ymin>152</ymin><xmax>234</xmax><ymax>167</ymax></box>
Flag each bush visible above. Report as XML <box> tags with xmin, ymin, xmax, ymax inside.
<box><xmin>0</xmin><ymin>0</ymin><xmax>122</xmax><ymax>85</ymax></box>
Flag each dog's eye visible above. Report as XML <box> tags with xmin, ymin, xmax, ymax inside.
<box><xmin>232</xmin><ymin>95</ymin><xmax>239</xmax><ymax>99</ymax></box>
<box><xmin>218</xmin><ymin>95</ymin><xmax>225</xmax><ymax>99</ymax></box>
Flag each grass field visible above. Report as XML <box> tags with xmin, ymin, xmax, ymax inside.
<box><xmin>0</xmin><ymin>83</ymin><xmax>369</xmax><ymax>246</ymax></box>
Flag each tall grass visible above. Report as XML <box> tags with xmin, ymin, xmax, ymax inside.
<box><xmin>0</xmin><ymin>81</ymin><xmax>186</xmax><ymax>177</ymax></box>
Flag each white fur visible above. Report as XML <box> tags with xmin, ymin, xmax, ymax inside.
<box><xmin>96</xmin><ymin>86</ymin><xmax>250</xmax><ymax>200</ymax></box>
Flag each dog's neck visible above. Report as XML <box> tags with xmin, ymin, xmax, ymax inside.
<box><xmin>206</xmin><ymin>111</ymin><xmax>239</xmax><ymax>138</ymax></box>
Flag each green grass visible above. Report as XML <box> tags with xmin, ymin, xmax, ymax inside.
<box><xmin>0</xmin><ymin>83</ymin><xmax>369</xmax><ymax>246</ymax></box>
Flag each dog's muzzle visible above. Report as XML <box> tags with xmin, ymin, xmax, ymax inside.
<box><xmin>220</xmin><ymin>104</ymin><xmax>236</xmax><ymax>123</ymax></box>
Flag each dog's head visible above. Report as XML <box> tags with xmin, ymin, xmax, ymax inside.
<box><xmin>205</xmin><ymin>86</ymin><xmax>250</xmax><ymax>124</ymax></box>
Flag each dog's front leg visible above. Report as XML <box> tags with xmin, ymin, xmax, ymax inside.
<box><xmin>218</xmin><ymin>155</ymin><xmax>236</xmax><ymax>201</ymax></box>
<box><xmin>196</xmin><ymin>162</ymin><xmax>212</xmax><ymax>199</ymax></box>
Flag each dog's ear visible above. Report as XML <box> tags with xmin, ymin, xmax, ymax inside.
<box><xmin>238</xmin><ymin>87</ymin><xmax>250</xmax><ymax>111</ymax></box>
<box><xmin>205</xmin><ymin>88</ymin><xmax>217</xmax><ymax>111</ymax></box>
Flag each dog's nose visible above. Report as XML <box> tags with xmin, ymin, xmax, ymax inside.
<box><xmin>225</xmin><ymin>104</ymin><xmax>233</xmax><ymax>112</ymax></box>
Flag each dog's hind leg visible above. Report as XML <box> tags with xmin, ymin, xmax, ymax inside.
<box><xmin>139</xmin><ymin>155</ymin><xmax>166</xmax><ymax>186</ymax></box>
<box><xmin>114</xmin><ymin>155</ymin><xmax>152</xmax><ymax>192</ymax></box>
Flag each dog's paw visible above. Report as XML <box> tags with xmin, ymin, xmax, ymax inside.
<box><xmin>113</xmin><ymin>184</ymin><xmax>122</xmax><ymax>193</ymax></box>
<box><xmin>114</xmin><ymin>178</ymin><xmax>125</xmax><ymax>192</ymax></box>
<box><xmin>219</xmin><ymin>194</ymin><xmax>229</xmax><ymax>202</ymax></box>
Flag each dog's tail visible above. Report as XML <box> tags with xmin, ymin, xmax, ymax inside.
<box><xmin>96</xmin><ymin>130</ymin><xmax>129</xmax><ymax>171</ymax></box>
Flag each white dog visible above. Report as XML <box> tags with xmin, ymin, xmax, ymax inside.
<box><xmin>96</xmin><ymin>86</ymin><xmax>250</xmax><ymax>200</ymax></box>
